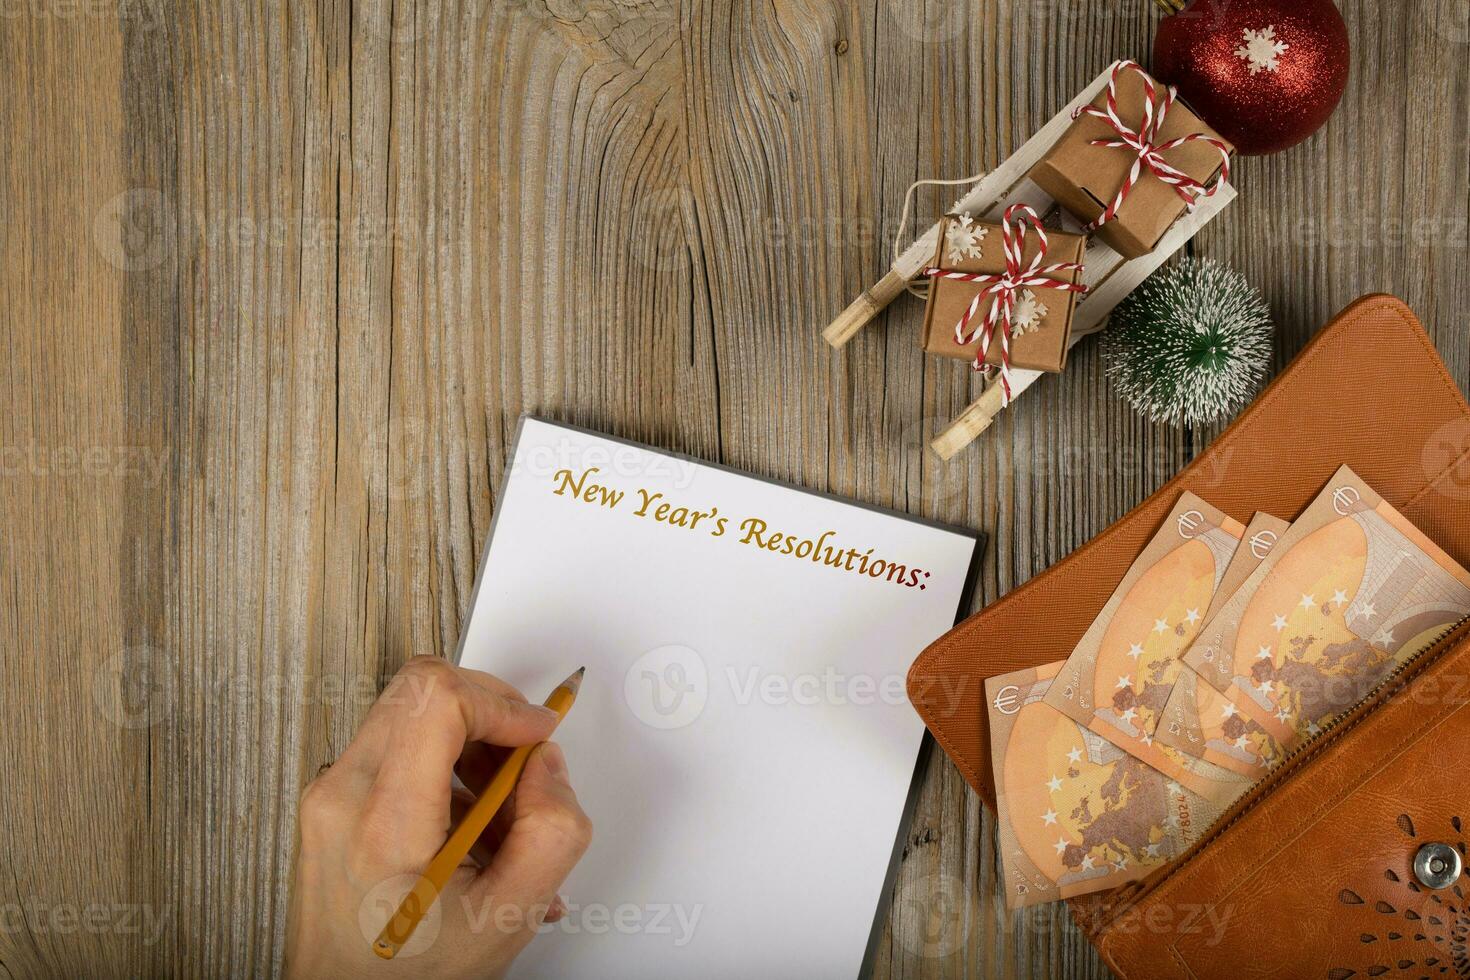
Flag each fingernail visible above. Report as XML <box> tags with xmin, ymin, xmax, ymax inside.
<box><xmin>529</xmin><ymin>704</ymin><xmax>560</xmax><ymax>720</ymax></box>
<box><xmin>550</xmin><ymin>894</ymin><xmax>567</xmax><ymax>917</ymax></box>
<box><xmin>540</xmin><ymin>742</ymin><xmax>568</xmax><ymax>779</ymax></box>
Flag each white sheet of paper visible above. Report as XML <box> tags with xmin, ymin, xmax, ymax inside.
<box><xmin>456</xmin><ymin>419</ymin><xmax>978</xmax><ymax>978</ymax></box>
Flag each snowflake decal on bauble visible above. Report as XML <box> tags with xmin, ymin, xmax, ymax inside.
<box><xmin>1011</xmin><ymin>289</ymin><xmax>1048</xmax><ymax>335</ymax></box>
<box><xmin>945</xmin><ymin>214</ymin><xmax>988</xmax><ymax>264</ymax></box>
<box><xmin>1234</xmin><ymin>25</ymin><xmax>1288</xmax><ymax>75</ymax></box>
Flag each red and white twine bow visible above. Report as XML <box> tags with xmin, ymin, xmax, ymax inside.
<box><xmin>924</xmin><ymin>203</ymin><xmax>1088</xmax><ymax>406</ymax></box>
<box><xmin>1076</xmin><ymin>59</ymin><xmax>1231</xmax><ymax>232</ymax></box>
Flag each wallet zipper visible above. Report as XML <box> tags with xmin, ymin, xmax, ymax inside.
<box><xmin>1092</xmin><ymin>610</ymin><xmax>1470</xmax><ymax>929</ymax></box>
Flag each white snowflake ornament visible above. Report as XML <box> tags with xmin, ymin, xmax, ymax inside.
<box><xmin>1010</xmin><ymin>289</ymin><xmax>1049</xmax><ymax>335</ymax></box>
<box><xmin>944</xmin><ymin>214</ymin><xmax>988</xmax><ymax>264</ymax></box>
<box><xmin>1235</xmin><ymin>26</ymin><xmax>1289</xmax><ymax>75</ymax></box>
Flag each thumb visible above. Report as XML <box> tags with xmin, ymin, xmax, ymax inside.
<box><xmin>466</xmin><ymin>742</ymin><xmax>593</xmax><ymax>933</ymax></box>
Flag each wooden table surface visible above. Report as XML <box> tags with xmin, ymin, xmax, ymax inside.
<box><xmin>4</xmin><ymin>1</ymin><xmax>1468</xmax><ymax>976</ymax></box>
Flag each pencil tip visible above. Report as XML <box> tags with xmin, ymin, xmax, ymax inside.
<box><xmin>575</xmin><ymin>666</ymin><xmax>586</xmax><ymax>677</ymax></box>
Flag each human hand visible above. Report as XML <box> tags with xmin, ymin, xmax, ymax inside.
<box><xmin>285</xmin><ymin>657</ymin><xmax>593</xmax><ymax>978</ymax></box>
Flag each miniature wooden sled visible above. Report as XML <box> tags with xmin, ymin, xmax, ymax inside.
<box><xmin>822</xmin><ymin>62</ymin><xmax>1237</xmax><ymax>461</ymax></box>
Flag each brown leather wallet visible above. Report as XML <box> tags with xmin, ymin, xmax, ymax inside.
<box><xmin>907</xmin><ymin>295</ymin><xmax>1470</xmax><ymax>974</ymax></box>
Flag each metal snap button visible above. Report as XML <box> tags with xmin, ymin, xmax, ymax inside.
<box><xmin>1413</xmin><ymin>843</ymin><xmax>1463</xmax><ymax>890</ymax></box>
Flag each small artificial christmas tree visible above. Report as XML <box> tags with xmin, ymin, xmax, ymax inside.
<box><xmin>1101</xmin><ymin>258</ymin><xmax>1273</xmax><ymax>426</ymax></box>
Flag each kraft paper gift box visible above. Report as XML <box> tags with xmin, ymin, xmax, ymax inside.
<box><xmin>921</xmin><ymin>214</ymin><xmax>1087</xmax><ymax>374</ymax></box>
<box><xmin>1029</xmin><ymin>63</ymin><xmax>1234</xmax><ymax>260</ymax></box>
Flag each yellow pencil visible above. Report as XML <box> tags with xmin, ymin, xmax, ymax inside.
<box><xmin>371</xmin><ymin>666</ymin><xmax>586</xmax><ymax>959</ymax></box>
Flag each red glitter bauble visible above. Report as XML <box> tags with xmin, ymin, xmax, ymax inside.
<box><xmin>1154</xmin><ymin>0</ymin><xmax>1350</xmax><ymax>156</ymax></box>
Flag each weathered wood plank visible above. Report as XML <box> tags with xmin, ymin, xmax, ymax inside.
<box><xmin>0</xmin><ymin>10</ymin><xmax>133</xmax><ymax>977</ymax></box>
